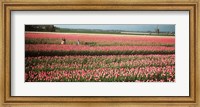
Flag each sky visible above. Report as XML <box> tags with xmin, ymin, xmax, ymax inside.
<box><xmin>54</xmin><ymin>24</ymin><xmax>175</xmax><ymax>32</ymax></box>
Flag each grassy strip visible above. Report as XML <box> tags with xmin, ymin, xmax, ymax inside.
<box><xmin>25</xmin><ymin>50</ymin><xmax>175</xmax><ymax>57</ymax></box>
<box><xmin>25</xmin><ymin>38</ymin><xmax>62</xmax><ymax>44</ymax></box>
<box><xmin>26</xmin><ymin>55</ymin><xmax>166</xmax><ymax>64</ymax></box>
<box><xmin>26</xmin><ymin>63</ymin><xmax>175</xmax><ymax>72</ymax></box>
<box><xmin>25</xmin><ymin>39</ymin><xmax>175</xmax><ymax>47</ymax></box>
<box><xmin>55</xmin><ymin>29</ymin><xmax>175</xmax><ymax>36</ymax></box>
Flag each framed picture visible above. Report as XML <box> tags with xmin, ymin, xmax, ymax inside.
<box><xmin>0</xmin><ymin>0</ymin><xmax>199</xmax><ymax>107</ymax></box>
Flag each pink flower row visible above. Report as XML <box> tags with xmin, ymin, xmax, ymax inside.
<box><xmin>25</xmin><ymin>32</ymin><xmax>175</xmax><ymax>44</ymax></box>
<box><xmin>25</xmin><ymin>55</ymin><xmax>175</xmax><ymax>82</ymax></box>
<box><xmin>25</xmin><ymin>66</ymin><xmax>175</xmax><ymax>82</ymax></box>
<box><xmin>26</xmin><ymin>55</ymin><xmax>175</xmax><ymax>71</ymax></box>
<box><xmin>25</xmin><ymin>44</ymin><xmax>175</xmax><ymax>51</ymax></box>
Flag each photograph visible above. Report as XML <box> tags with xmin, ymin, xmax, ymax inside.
<box><xmin>2</xmin><ymin>0</ymin><xmax>198</xmax><ymax>104</ymax></box>
<box><xmin>25</xmin><ymin>24</ymin><xmax>175</xmax><ymax>82</ymax></box>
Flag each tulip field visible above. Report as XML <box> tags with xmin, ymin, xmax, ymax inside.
<box><xmin>25</xmin><ymin>32</ymin><xmax>175</xmax><ymax>82</ymax></box>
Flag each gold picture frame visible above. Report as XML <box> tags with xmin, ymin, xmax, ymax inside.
<box><xmin>0</xmin><ymin>0</ymin><xmax>199</xmax><ymax>107</ymax></box>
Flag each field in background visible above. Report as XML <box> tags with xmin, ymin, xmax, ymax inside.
<box><xmin>25</xmin><ymin>32</ymin><xmax>175</xmax><ymax>82</ymax></box>
<box><xmin>55</xmin><ymin>28</ymin><xmax>175</xmax><ymax>36</ymax></box>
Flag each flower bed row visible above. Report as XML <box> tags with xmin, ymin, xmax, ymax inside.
<box><xmin>25</xmin><ymin>55</ymin><xmax>175</xmax><ymax>82</ymax></box>
<box><xmin>25</xmin><ymin>32</ymin><xmax>175</xmax><ymax>44</ymax></box>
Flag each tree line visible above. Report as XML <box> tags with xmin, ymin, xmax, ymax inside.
<box><xmin>25</xmin><ymin>25</ymin><xmax>56</xmax><ymax>32</ymax></box>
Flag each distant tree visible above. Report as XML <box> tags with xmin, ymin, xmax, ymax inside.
<box><xmin>25</xmin><ymin>25</ymin><xmax>37</xmax><ymax>31</ymax></box>
<box><xmin>25</xmin><ymin>25</ymin><xmax>56</xmax><ymax>32</ymax></box>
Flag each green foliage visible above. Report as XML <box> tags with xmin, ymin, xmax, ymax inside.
<box><xmin>25</xmin><ymin>50</ymin><xmax>175</xmax><ymax>57</ymax></box>
<box><xmin>25</xmin><ymin>38</ymin><xmax>175</xmax><ymax>47</ymax></box>
<box><xmin>55</xmin><ymin>28</ymin><xmax>122</xmax><ymax>34</ymax></box>
<box><xmin>25</xmin><ymin>25</ymin><xmax>56</xmax><ymax>32</ymax></box>
<box><xmin>84</xmin><ymin>42</ymin><xmax>97</xmax><ymax>46</ymax></box>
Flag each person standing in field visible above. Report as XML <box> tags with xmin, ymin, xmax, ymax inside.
<box><xmin>77</xmin><ymin>39</ymin><xmax>80</xmax><ymax>45</ymax></box>
<box><xmin>61</xmin><ymin>38</ymin><xmax>66</xmax><ymax>44</ymax></box>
